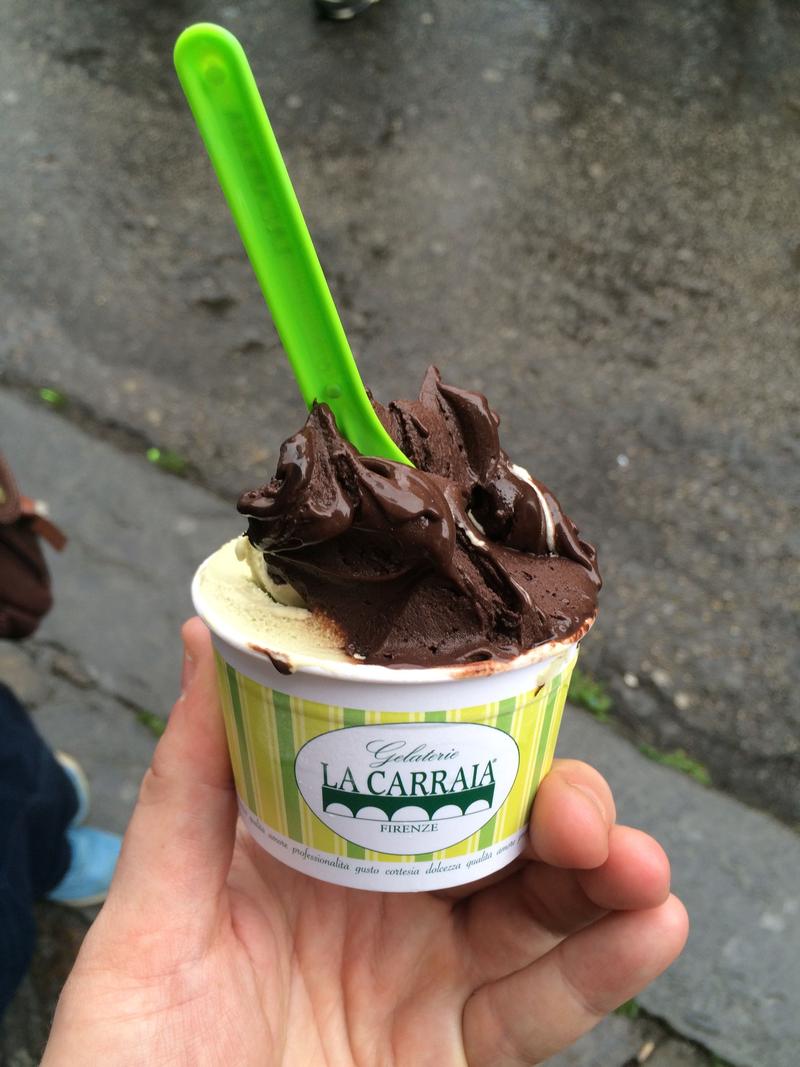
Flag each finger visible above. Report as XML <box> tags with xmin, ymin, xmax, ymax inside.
<box><xmin>463</xmin><ymin>894</ymin><xmax>689</xmax><ymax>1067</ymax></box>
<box><xmin>547</xmin><ymin>759</ymin><xmax>616</xmax><ymax>825</ymax></box>
<box><xmin>527</xmin><ymin>760</ymin><xmax>616</xmax><ymax>869</ymax></box>
<box><xmin>440</xmin><ymin>761</ymin><xmax>617</xmax><ymax>904</ymax></box>
<box><xmin>577</xmin><ymin>826</ymin><xmax>671</xmax><ymax>911</ymax></box>
<box><xmin>460</xmin><ymin>825</ymin><xmax>671</xmax><ymax>983</ymax></box>
<box><xmin>103</xmin><ymin>618</ymin><xmax>237</xmax><ymax>940</ymax></box>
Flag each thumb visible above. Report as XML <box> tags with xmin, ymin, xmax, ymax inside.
<box><xmin>102</xmin><ymin>617</ymin><xmax>238</xmax><ymax>938</ymax></box>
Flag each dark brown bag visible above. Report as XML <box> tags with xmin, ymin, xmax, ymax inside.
<box><xmin>0</xmin><ymin>454</ymin><xmax>66</xmax><ymax>639</ymax></box>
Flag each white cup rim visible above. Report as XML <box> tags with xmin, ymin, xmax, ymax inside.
<box><xmin>192</xmin><ymin>554</ymin><xmax>595</xmax><ymax>687</ymax></box>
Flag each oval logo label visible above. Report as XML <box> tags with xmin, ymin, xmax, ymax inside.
<box><xmin>294</xmin><ymin>723</ymin><xmax>520</xmax><ymax>855</ymax></box>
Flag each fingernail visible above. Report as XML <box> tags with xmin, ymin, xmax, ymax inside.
<box><xmin>567</xmin><ymin>779</ymin><xmax>610</xmax><ymax>826</ymax></box>
<box><xmin>180</xmin><ymin>646</ymin><xmax>197</xmax><ymax>695</ymax></box>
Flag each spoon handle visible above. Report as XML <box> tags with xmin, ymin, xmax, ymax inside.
<box><xmin>174</xmin><ymin>23</ymin><xmax>409</xmax><ymax>464</ymax></box>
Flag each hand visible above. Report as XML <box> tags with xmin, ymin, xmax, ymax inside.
<box><xmin>42</xmin><ymin>618</ymin><xmax>688</xmax><ymax>1067</ymax></box>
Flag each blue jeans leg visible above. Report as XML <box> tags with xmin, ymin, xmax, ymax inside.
<box><xmin>0</xmin><ymin>682</ymin><xmax>77</xmax><ymax>1015</ymax></box>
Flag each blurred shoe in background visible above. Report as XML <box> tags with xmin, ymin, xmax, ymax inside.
<box><xmin>315</xmin><ymin>0</ymin><xmax>382</xmax><ymax>21</ymax></box>
<box><xmin>55</xmin><ymin>751</ymin><xmax>91</xmax><ymax>827</ymax></box>
<box><xmin>47</xmin><ymin>827</ymin><xmax>122</xmax><ymax>908</ymax></box>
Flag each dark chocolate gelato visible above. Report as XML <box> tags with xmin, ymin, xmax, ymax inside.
<box><xmin>237</xmin><ymin>367</ymin><xmax>600</xmax><ymax>667</ymax></box>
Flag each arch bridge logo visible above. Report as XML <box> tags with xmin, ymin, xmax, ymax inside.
<box><xmin>294</xmin><ymin>722</ymin><xmax>520</xmax><ymax>855</ymax></box>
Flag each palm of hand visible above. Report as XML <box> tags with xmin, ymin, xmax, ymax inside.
<box><xmin>42</xmin><ymin>621</ymin><xmax>686</xmax><ymax>1067</ymax></box>
<box><xmin>214</xmin><ymin>843</ymin><xmax>474</xmax><ymax>1066</ymax></box>
<box><xmin>53</xmin><ymin>833</ymin><xmax>478</xmax><ymax>1066</ymax></box>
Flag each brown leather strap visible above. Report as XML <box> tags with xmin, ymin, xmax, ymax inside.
<box><xmin>25</xmin><ymin>507</ymin><xmax>68</xmax><ymax>551</ymax></box>
<box><xmin>0</xmin><ymin>454</ymin><xmax>67</xmax><ymax>549</ymax></box>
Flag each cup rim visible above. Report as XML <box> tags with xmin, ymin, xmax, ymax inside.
<box><xmin>192</xmin><ymin>553</ymin><xmax>596</xmax><ymax>686</ymax></box>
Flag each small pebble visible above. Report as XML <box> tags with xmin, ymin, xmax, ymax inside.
<box><xmin>636</xmin><ymin>1040</ymin><xmax>656</xmax><ymax>1063</ymax></box>
<box><xmin>623</xmin><ymin>672</ymin><xmax>639</xmax><ymax>688</ymax></box>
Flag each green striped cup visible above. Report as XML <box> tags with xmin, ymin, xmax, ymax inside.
<box><xmin>194</xmin><ymin>565</ymin><xmax>586</xmax><ymax>892</ymax></box>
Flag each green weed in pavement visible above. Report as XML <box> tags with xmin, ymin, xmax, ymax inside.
<box><xmin>568</xmin><ymin>667</ymin><xmax>613</xmax><ymax>722</ymax></box>
<box><xmin>638</xmin><ymin>744</ymin><xmax>712</xmax><ymax>786</ymax></box>
<box><xmin>39</xmin><ymin>387</ymin><xmax>67</xmax><ymax>409</ymax></box>
<box><xmin>614</xmin><ymin>998</ymin><xmax>641</xmax><ymax>1019</ymax></box>
<box><xmin>146</xmin><ymin>447</ymin><xmax>188</xmax><ymax>475</ymax></box>
<box><xmin>136</xmin><ymin>708</ymin><xmax>167</xmax><ymax>738</ymax></box>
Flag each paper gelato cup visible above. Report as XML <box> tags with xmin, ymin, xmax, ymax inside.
<box><xmin>192</xmin><ymin>557</ymin><xmax>590</xmax><ymax>892</ymax></box>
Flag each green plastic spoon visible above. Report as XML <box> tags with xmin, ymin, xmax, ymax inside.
<box><xmin>174</xmin><ymin>23</ymin><xmax>410</xmax><ymax>465</ymax></box>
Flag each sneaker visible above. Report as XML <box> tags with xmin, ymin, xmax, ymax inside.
<box><xmin>315</xmin><ymin>0</ymin><xmax>381</xmax><ymax>20</ymax></box>
<box><xmin>47</xmin><ymin>827</ymin><xmax>122</xmax><ymax>907</ymax></box>
<box><xmin>55</xmin><ymin>751</ymin><xmax>91</xmax><ymax>827</ymax></box>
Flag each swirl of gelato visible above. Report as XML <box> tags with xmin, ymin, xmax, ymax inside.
<box><xmin>237</xmin><ymin>367</ymin><xmax>600</xmax><ymax>667</ymax></box>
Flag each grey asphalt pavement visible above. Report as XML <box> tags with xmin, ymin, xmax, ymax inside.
<box><xmin>0</xmin><ymin>0</ymin><xmax>797</xmax><ymax>832</ymax></box>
